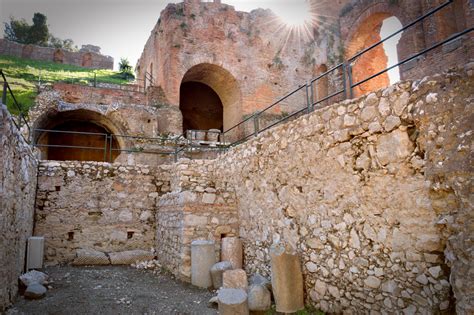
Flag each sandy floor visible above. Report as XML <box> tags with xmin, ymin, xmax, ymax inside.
<box><xmin>6</xmin><ymin>265</ymin><xmax>217</xmax><ymax>315</ymax></box>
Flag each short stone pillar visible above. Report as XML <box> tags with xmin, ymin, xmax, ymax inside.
<box><xmin>191</xmin><ymin>240</ymin><xmax>216</xmax><ymax>288</ymax></box>
<box><xmin>221</xmin><ymin>237</ymin><xmax>243</xmax><ymax>269</ymax></box>
<box><xmin>270</xmin><ymin>243</ymin><xmax>304</xmax><ymax>313</ymax></box>
<box><xmin>218</xmin><ymin>288</ymin><xmax>249</xmax><ymax>315</ymax></box>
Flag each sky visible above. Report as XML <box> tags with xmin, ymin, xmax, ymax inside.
<box><xmin>0</xmin><ymin>0</ymin><xmax>317</xmax><ymax>70</ymax></box>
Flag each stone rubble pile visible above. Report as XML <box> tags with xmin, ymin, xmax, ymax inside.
<box><xmin>19</xmin><ymin>270</ymin><xmax>49</xmax><ymax>300</ymax></box>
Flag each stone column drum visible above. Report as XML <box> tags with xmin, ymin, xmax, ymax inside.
<box><xmin>270</xmin><ymin>243</ymin><xmax>304</xmax><ymax>313</ymax></box>
<box><xmin>221</xmin><ymin>237</ymin><xmax>243</xmax><ymax>269</ymax></box>
<box><xmin>218</xmin><ymin>288</ymin><xmax>249</xmax><ymax>315</ymax></box>
<box><xmin>191</xmin><ymin>240</ymin><xmax>216</xmax><ymax>288</ymax></box>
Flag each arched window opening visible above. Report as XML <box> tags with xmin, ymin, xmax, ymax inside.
<box><xmin>380</xmin><ymin>17</ymin><xmax>403</xmax><ymax>85</ymax></box>
<box><xmin>346</xmin><ymin>14</ymin><xmax>404</xmax><ymax>97</ymax></box>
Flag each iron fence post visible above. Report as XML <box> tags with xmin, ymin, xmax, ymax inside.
<box><xmin>306</xmin><ymin>83</ymin><xmax>312</xmax><ymax>114</ymax></box>
<box><xmin>109</xmin><ymin>135</ymin><xmax>113</xmax><ymax>163</ymax></box>
<box><xmin>254</xmin><ymin>114</ymin><xmax>259</xmax><ymax>137</ymax></box>
<box><xmin>103</xmin><ymin>134</ymin><xmax>108</xmax><ymax>162</ymax></box>
<box><xmin>2</xmin><ymin>80</ymin><xmax>7</xmax><ymax>105</ymax></box>
<box><xmin>347</xmin><ymin>62</ymin><xmax>354</xmax><ymax>99</ymax></box>
<box><xmin>94</xmin><ymin>72</ymin><xmax>97</xmax><ymax>87</ymax></box>
<box><xmin>342</xmin><ymin>63</ymin><xmax>347</xmax><ymax>100</ymax></box>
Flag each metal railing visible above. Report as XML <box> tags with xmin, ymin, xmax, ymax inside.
<box><xmin>56</xmin><ymin>76</ymin><xmax>147</xmax><ymax>93</ymax></box>
<box><xmin>222</xmin><ymin>0</ymin><xmax>473</xmax><ymax>146</ymax></box>
<box><xmin>32</xmin><ymin>128</ymin><xmax>184</xmax><ymax>162</ymax></box>
<box><xmin>3</xmin><ymin>0</ymin><xmax>473</xmax><ymax>161</ymax></box>
<box><xmin>1</xmin><ymin>69</ymin><xmax>31</xmax><ymax>142</ymax></box>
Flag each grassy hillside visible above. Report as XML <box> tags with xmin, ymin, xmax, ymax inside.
<box><xmin>0</xmin><ymin>55</ymin><xmax>130</xmax><ymax>115</ymax></box>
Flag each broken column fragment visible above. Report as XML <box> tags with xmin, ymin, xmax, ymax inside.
<box><xmin>222</xmin><ymin>269</ymin><xmax>248</xmax><ymax>290</ymax></box>
<box><xmin>248</xmin><ymin>284</ymin><xmax>272</xmax><ymax>312</ymax></box>
<box><xmin>221</xmin><ymin>237</ymin><xmax>243</xmax><ymax>269</ymax></box>
<box><xmin>270</xmin><ymin>242</ymin><xmax>304</xmax><ymax>313</ymax></box>
<box><xmin>211</xmin><ymin>261</ymin><xmax>233</xmax><ymax>289</ymax></box>
<box><xmin>191</xmin><ymin>240</ymin><xmax>216</xmax><ymax>288</ymax></box>
<box><xmin>218</xmin><ymin>288</ymin><xmax>249</xmax><ymax>315</ymax></box>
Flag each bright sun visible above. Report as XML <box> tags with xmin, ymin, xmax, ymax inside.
<box><xmin>272</xmin><ymin>0</ymin><xmax>313</xmax><ymax>28</ymax></box>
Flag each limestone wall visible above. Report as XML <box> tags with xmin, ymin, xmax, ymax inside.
<box><xmin>0</xmin><ymin>39</ymin><xmax>114</xmax><ymax>70</ymax></box>
<box><xmin>156</xmin><ymin>160</ymin><xmax>239</xmax><ymax>281</ymax></box>
<box><xmin>0</xmin><ymin>105</ymin><xmax>38</xmax><ymax>311</ymax></box>
<box><xmin>167</xmin><ymin>65</ymin><xmax>472</xmax><ymax>313</ymax></box>
<box><xmin>34</xmin><ymin>161</ymin><xmax>171</xmax><ymax>265</ymax></box>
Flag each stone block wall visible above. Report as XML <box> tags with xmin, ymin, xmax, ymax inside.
<box><xmin>34</xmin><ymin>161</ymin><xmax>171</xmax><ymax>265</ymax></box>
<box><xmin>0</xmin><ymin>39</ymin><xmax>114</xmax><ymax>70</ymax></box>
<box><xmin>156</xmin><ymin>160</ymin><xmax>238</xmax><ymax>281</ymax></box>
<box><xmin>169</xmin><ymin>65</ymin><xmax>472</xmax><ymax>313</ymax></box>
<box><xmin>0</xmin><ymin>105</ymin><xmax>38</xmax><ymax>311</ymax></box>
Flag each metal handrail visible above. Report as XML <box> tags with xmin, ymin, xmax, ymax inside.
<box><xmin>348</xmin><ymin>0</ymin><xmax>454</xmax><ymax>63</ymax></box>
<box><xmin>351</xmin><ymin>28</ymin><xmax>473</xmax><ymax>89</ymax></box>
<box><xmin>220</xmin><ymin>0</ymin><xmax>471</xmax><ymax>147</ymax></box>
<box><xmin>1</xmin><ymin>69</ymin><xmax>31</xmax><ymax>142</ymax></box>
<box><xmin>4</xmin><ymin>1</ymin><xmax>471</xmax><ymax>160</ymax></box>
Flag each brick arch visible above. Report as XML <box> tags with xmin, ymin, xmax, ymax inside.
<box><xmin>179</xmin><ymin>63</ymin><xmax>242</xmax><ymax>133</ymax></box>
<box><xmin>33</xmin><ymin>109</ymin><xmax>127</xmax><ymax>162</ymax></box>
<box><xmin>342</xmin><ymin>2</ymin><xmax>413</xmax><ymax>97</ymax></box>
<box><xmin>341</xmin><ymin>1</ymin><xmax>428</xmax><ymax>95</ymax></box>
<box><xmin>342</xmin><ymin>2</ymin><xmax>409</xmax><ymax>42</ymax></box>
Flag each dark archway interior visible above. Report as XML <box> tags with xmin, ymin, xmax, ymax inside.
<box><xmin>179</xmin><ymin>81</ymin><xmax>223</xmax><ymax>133</ymax></box>
<box><xmin>35</xmin><ymin>110</ymin><xmax>120</xmax><ymax>162</ymax></box>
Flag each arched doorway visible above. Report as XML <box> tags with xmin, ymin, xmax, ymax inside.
<box><xmin>82</xmin><ymin>53</ymin><xmax>92</xmax><ymax>67</ymax></box>
<box><xmin>34</xmin><ymin>110</ymin><xmax>121</xmax><ymax>162</ymax></box>
<box><xmin>346</xmin><ymin>14</ymin><xmax>404</xmax><ymax>97</ymax></box>
<box><xmin>179</xmin><ymin>63</ymin><xmax>241</xmax><ymax>137</ymax></box>
<box><xmin>53</xmin><ymin>49</ymin><xmax>65</xmax><ymax>64</ymax></box>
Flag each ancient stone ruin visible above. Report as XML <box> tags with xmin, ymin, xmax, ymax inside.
<box><xmin>1</xmin><ymin>0</ymin><xmax>473</xmax><ymax>314</ymax></box>
<box><xmin>0</xmin><ymin>39</ymin><xmax>114</xmax><ymax>70</ymax></box>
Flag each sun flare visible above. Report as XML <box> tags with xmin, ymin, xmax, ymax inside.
<box><xmin>273</xmin><ymin>0</ymin><xmax>313</xmax><ymax>28</ymax></box>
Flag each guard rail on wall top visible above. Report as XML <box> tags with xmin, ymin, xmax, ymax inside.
<box><xmin>1</xmin><ymin>0</ymin><xmax>473</xmax><ymax>160</ymax></box>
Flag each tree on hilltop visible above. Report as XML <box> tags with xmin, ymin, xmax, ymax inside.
<box><xmin>119</xmin><ymin>58</ymin><xmax>135</xmax><ymax>81</ymax></box>
<box><xmin>4</xmin><ymin>13</ymin><xmax>49</xmax><ymax>45</ymax></box>
<box><xmin>4</xmin><ymin>12</ymin><xmax>78</xmax><ymax>51</ymax></box>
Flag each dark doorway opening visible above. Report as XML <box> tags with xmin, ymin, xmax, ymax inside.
<box><xmin>180</xmin><ymin>81</ymin><xmax>223</xmax><ymax>133</ymax></box>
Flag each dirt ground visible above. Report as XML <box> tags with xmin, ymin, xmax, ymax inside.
<box><xmin>6</xmin><ymin>265</ymin><xmax>218</xmax><ymax>315</ymax></box>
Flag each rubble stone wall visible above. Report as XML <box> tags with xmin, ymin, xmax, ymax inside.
<box><xmin>0</xmin><ymin>106</ymin><xmax>38</xmax><ymax>311</ymax></box>
<box><xmin>202</xmin><ymin>66</ymin><xmax>472</xmax><ymax>313</ymax></box>
<box><xmin>0</xmin><ymin>39</ymin><xmax>114</xmax><ymax>70</ymax></box>
<box><xmin>34</xmin><ymin>161</ymin><xmax>171</xmax><ymax>265</ymax></box>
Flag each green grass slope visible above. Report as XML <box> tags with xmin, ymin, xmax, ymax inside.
<box><xmin>0</xmin><ymin>55</ymin><xmax>130</xmax><ymax>115</ymax></box>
